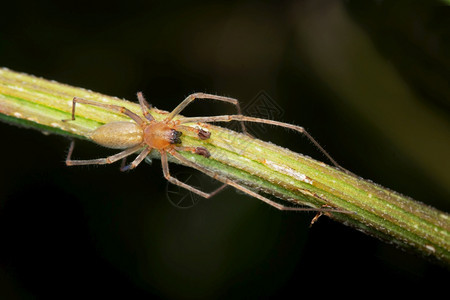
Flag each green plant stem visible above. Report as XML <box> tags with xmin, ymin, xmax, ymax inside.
<box><xmin>1</xmin><ymin>67</ymin><xmax>449</xmax><ymax>265</ymax></box>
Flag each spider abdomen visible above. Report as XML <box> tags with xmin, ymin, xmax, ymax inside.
<box><xmin>89</xmin><ymin>121</ymin><xmax>143</xmax><ymax>149</ymax></box>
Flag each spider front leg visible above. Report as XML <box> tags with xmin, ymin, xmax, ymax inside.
<box><xmin>174</xmin><ymin>145</ymin><xmax>211</xmax><ymax>158</ymax></box>
<box><xmin>178</xmin><ymin>114</ymin><xmax>353</xmax><ymax>175</ymax></box>
<box><xmin>177</xmin><ymin>125</ymin><xmax>211</xmax><ymax>140</ymax></box>
<box><xmin>166</xmin><ymin>92</ymin><xmax>249</xmax><ymax>135</ymax></box>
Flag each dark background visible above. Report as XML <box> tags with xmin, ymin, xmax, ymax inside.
<box><xmin>0</xmin><ymin>0</ymin><xmax>449</xmax><ymax>298</ymax></box>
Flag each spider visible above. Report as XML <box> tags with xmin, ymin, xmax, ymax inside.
<box><xmin>63</xmin><ymin>92</ymin><xmax>348</xmax><ymax>213</ymax></box>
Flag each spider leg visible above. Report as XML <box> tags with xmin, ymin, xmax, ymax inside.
<box><xmin>178</xmin><ymin>114</ymin><xmax>351</xmax><ymax>174</ymax></box>
<box><xmin>177</xmin><ymin>125</ymin><xmax>211</xmax><ymax>140</ymax></box>
<box><xmin>165</xmin><ymin>93</ymin><xmax>248</xmax><ymax>135</ymax></box>
<box><xmin>136</xmin><ymin>92</ymin><xmax>155</xmax><ymax>121</ymax></box>
<box><xmin>120</xmin><ymin>146</ymin><xmax>152</xmax><ymax>171</ymax></box>
<box><xmin>65</xmin><ymin>140</ymin><xmax>143</xmax><ymax>166</ymax></box>
<box><xmin>168</xmin><ymin>149</ymin><xmax>350</xmax><ymax>213</ymax></box>
<box><xmin>160</xmin><ymin>150</ymin><xmax>228</xmax><ymax>199</ymax></box>
<box><xmin>63</xmin><ymin>97</ymin><xmax>144</xmax><ymax>125</ymax></box>
<box><xmin>174</xmin><ymin>146</ymin><xmax>211</xmax><ymax>158</ymax></box>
